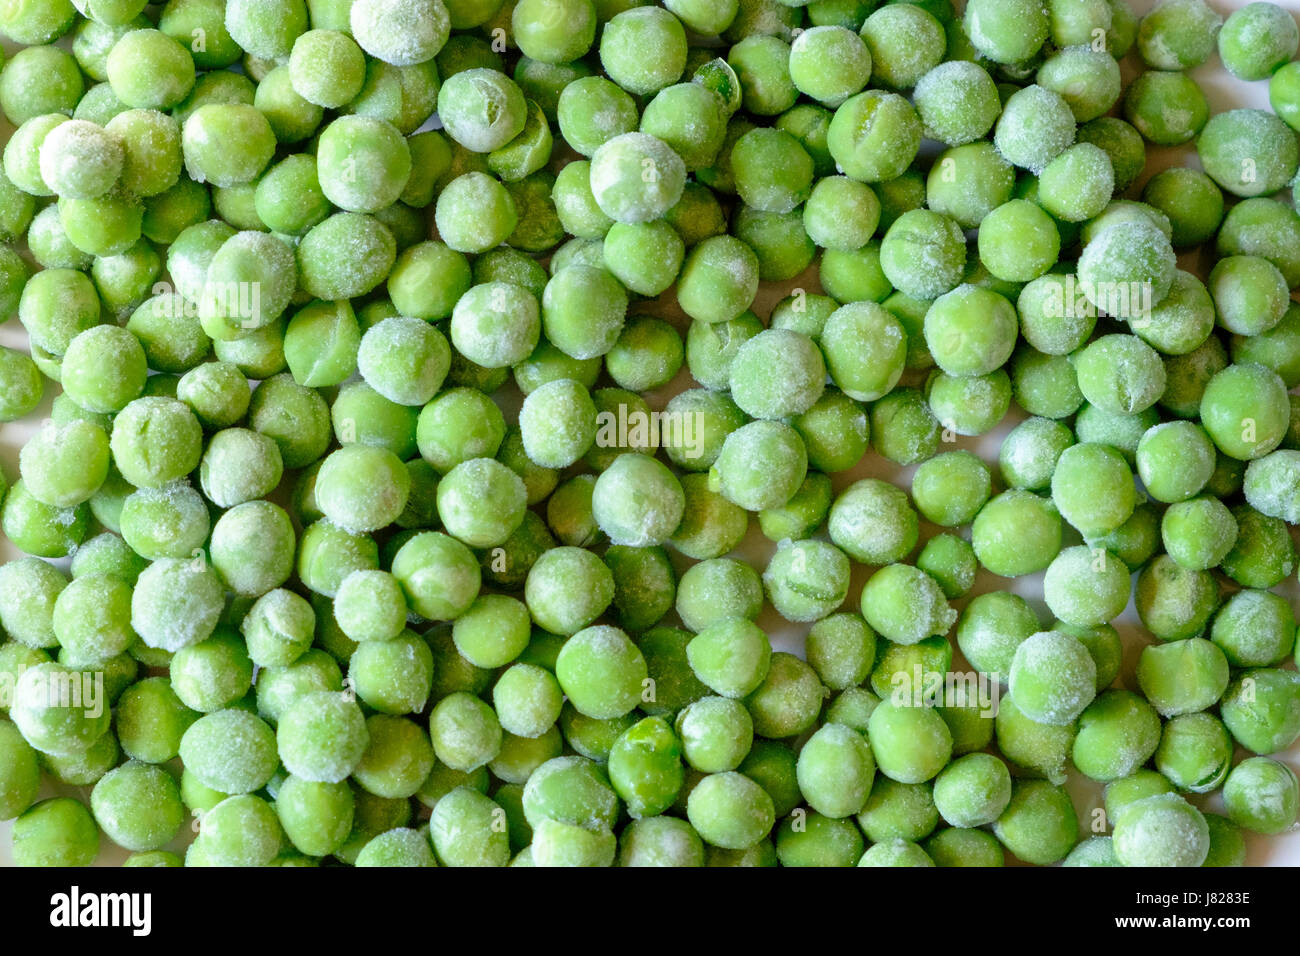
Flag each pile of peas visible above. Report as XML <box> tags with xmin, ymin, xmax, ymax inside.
<box><xmin>0</xmin><ymin>0</ymin><xmax>1299</xmax><ymax>869</ymax></box>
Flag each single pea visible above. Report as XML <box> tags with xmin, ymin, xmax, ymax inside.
<box><xmin>867</xmin><ymin>701</ymin><xmax>952</xmax><ymax>784</ymax></box>
<box><xmin>1223</xmin><ymin>756</ymin><xmax>1300</xmax><ymax>834</ymax></box>
<box><xmin>993</xmin><ymin>780</ymin><xmax>1079</xmax><ymax>865</ymax></box>
<box><xmin>1112</xmin><ymin>792</ymin><xmax>1210</xmax><ymax>866</ymax></box>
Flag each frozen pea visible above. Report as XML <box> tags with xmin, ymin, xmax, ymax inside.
<box><xmin>860</xmin><ymin>564</ymin><xmax>956</xmax><ymax>648</ymax></box>
<box><xmin>522</xmin><ymin>546</ymin><xmax>613</xmax><ymax>637</ymax></box>
<box><xmin>0</xmin><ymin>718</ymin><xmax>41</xmax><ymax>821</ymax></box>
<box><xmin>640</xmin><ymin>82</ymin><xmax>728</xmax><ymax>173</ymax></box>
<box><xmin>210</xmin><ymin>500</ymin><xmax>296</xmax><ymax>598</ymax></box>
<box><xmin>870</xmin><ymin>633</ymin><xmax>952</xmax><ymax>702</ymax></box>
<box><xmin>1210</xmin><ymin>590</ymin><xmax>1295</xmax><ymax>669</ymax></box>
<box><xmin>1037</xmin><ymin>47</ymin><xmax>1121</xmax><ymax>124</ymax></box>
<box><xmin>18</xmin><ymin>420</ymin><xmax>110</xmax><ymax>509</ymax></box>
<box><xmin>1219</xmin><ymin>1</ymin><xmax>1298</xmax><ymax>80</ymax></box>
<box><xmin>241</xmin><ymin>590</ymin><xmax>314</xmax><ymax>670</ymax></box>
<box><xmin>90</xmin><ymin>761</ymin><xmax>184</xmax><ymax>852</ymax></box>
<box><xmin>592</xmin><ymin>454</ymin><xmax>685</xmax><ymax>549</ymax></box>
<box><xmin>277</xmin><ymin>691</ymin><xmax>368</xmax><ymax>784</ymax></box>
<box><xmin>191</xmin><ymin>794</ymin><xmax>282</xmax><ymax>867</ymax></box>
<box><xmin>971</xmin><ymin>490</ymin><xmax>1062</xmax><ymax>579</ymax></box>
<box><xmin>1071</xmin><ymin>690</ymin><xmax>1162</xmax><ymax>782</ymax></box>
<box><xmin>436</xmin><ymin>457</ymin><xmax>526</xmax><ymax>548</ymax></box>
<box><xmin>870</xmin><ymin>387</ymin><xmax>940</xmax><ymax>465</ymax></box>
<box><xmin>178</xmin><ymin>708</ymin><xmax>277</xmax><ymax>794</ymax></box>
<box><xmin>796</xmin><ymin>723</ymin><xmax>875</xmax><ymax>819</ymax></box>
<box><xmin>37</xmin><ymin>119</ymin><xmax>123</xmax><ymax>201</ymax></box>
<box><xmin>993</xmin><ymin>781</ymin><xmax>1078</xmax><ymax>865</ymax></box>
<box><xmin>995</xmin><ymin>695</ymin><xmax>1074</xmax><ymax>784</ymax></box>
<box><xmin>196</xmin><ymin>427</ymin><xmax>283</xmax><ymax>509</ymax></box>
<box><xmin>955</xmin><ymin>593</ymin><xmax>1037</xmax><ymax>681</ymax></box>
<box><xmin>675</xmin><ymin>697</ymin><xmax>751</xmax><ymax>776</ymax></box>
<box><xmin>1134</xmin><ymin>554</ymin><xmax>1219</xmax><ymax>642</ymax></box>
<box><xmin>909</xmin><ymin>451</ymin><xmax>990</xmax><ymax>527</ymax></box>
<box><xmin>1050</xmin><ymin>442</ymin><xmax>1137</xmax><ymax>539</ymax></box>
<box><xmin>687</xmin><ymin>771</ymin><xmax>775</xmax><ymax>851</ymax></box>
<box><xmin>9</xmin><ymin>661</ymin><xmax>110</xmax><ymax>758</ymax></box>
<box><xmin>49</xmin><ymin>572</ymin><xmax>134</xmax><ymax>666</ymax></box>
<box><xmin>11</xmin><ymin>797</ymin><xmax>100</xmax><ymax>868</ymax></box>
<box><xmin>296</xmin><ymin>213</ymin><xmax>397</xmax><ymax>302</ymax></box>
<box><xmin>541</xmin><ymin>264</ymin><xmax>626</xmax><ymax>359</ymax></box>
<box><xmin>1202</xmin><ymin>363</ymin><xmax>1290</xmax><ymax>461</ymax></box>
<box><xmin>964</xmin><ymin>0</ymin><xmax>1047</xmax><ymax>62</ymax></box>
<box><xmin>604</xmin><ymin>315</ymin><xmax>684</xmax><ymax>393</ymax></box>
<box><xmin>1221</xmin><ymin>669</ymin><xmax>1300</xmax><ymax>755</ymax></box>
<box><xmin>681</xmin><ymin>616</ymin><xmax>769</xmax><ymax>697</ymax></box>
<box><xmin>348</xmin><ymin>631</ymin><xmax>433</xmax><ymax>715</ymax></box>
<box><xmin>1244</xmin><ymin>450</ymin><xmax>1300</xmax><ymax>524</ymax></box>
<box><xmin>993</xmin><ymin>86</ymin><xmax>1075</xmax><ymax>175</ymax></box>
<box><xmin>978</xmin><ymin>200</ymin><xmax>1060</xmax><ymax>284</ymax></box>
<box><xmin>1223</xmin><ymin>756</ymin><xmax>1300</xmax><ymax>835</ymax></box>
<box><xmin>1221</xmin><ymin>504</ymin><xmax>1297</xmax><ymax>588</ymax></box>
<box><xmin>1161</xmin><ymin>495</ymin><xmax>1237</xmax><ymax>571</ymax></box>
<box><xmin>827</xmin><ymin>90</ymin><xmax>921</xmax><ymax>183</ymax></box>
<box><xmin>709</xmin><ymin>421</ymin><xmax>807</xmax><ymax>513</ymax></box>
<box><xmin>1009</xmin><ymin>631</ymin><xmax>1097</xmax><ymax>727</ymax></box>
<box><xmin>924</xmin><ymin>284</ymin><xmax>1018</xmax><ymax>378</ymax></box>
<box><xmin>675</xmin><ymin>559</ymin><xmax>763</xmax><ymax>636</ymax></box>
<box><xmin>313</xmin><ymin>444</ymin><xmax>411</xmax><ymax>536</ymax></box>
<box><xmin>1155</xmin><ymin>712</ymin><xmax>1233</xmax><ymax>794</ymax></box>
<box><xmin>787</xmin><ymin>25</ymin><xmax>869</xmax><ymax>108</ymax></box>
<box><xmin>858</xmin><ymin>839</ymin><xmax>933</xmax><ymax>867</ymax></box>
<box><xmin>914</xmin><ymin>60</ymin><xmax>999</xmax><ymax>146</ymax></box>
<box><xmin>867</xmin><ymin>701</ymin><xmax>952</xmax><ymax>785</ymax></box>
<box><xmin>1042</xmin><ymin>545</ymin><xmax>1130</xmax><ymax>628</ymax></box>
<box><xmin>585</xmin><ymin>132</ymin><xmax>686</xmax><ymax>226</ymax></box>
<box><xmin>1112</xmin><ymin>792</ymin><xmax>1210</xmax><ymax>866</ymax></box>
<box><xmin>1198</xmin><ymin>109</ymin><xmax>1298</xmax><ymax>198</ymax></box>
<box><xmin>926</xmin><ymin>827</ymin><xmax>1005</xmax><ymax>867</ymax></box>
<box><xmin>998</xmin><ymin>418</ymin><xmax>1074</xmax><ymax>493</ymax></box>
<box><xmin>353</xmin><ymin>318</ymin><xmax>449</xmax><ymax>408</ymax></box>
<box><xmin>1203</xmin><ymin>814</ymin><xmax>1247</xmax><ymax>868</ymax></box>
<box><xmin>881</xmin><ymin>209</ymin><xmax>966</xmax><ymax>301</ymax></box>
<box><xmin>351</xmin><ymin>715</ymin><xmax>434</xmax><ymax>800</ymax></box>
<box><xmin>330</xmin><ymin>570</ymin><xmax>407</xmax><ymax>645</ymax></box>
<box><xmin>803</xmin><ymin>176</ymin><xmax>880</xmax><ymax>253</ymax></box>
<box><xmin>802</xmin><ymin>613</ymin><xmax>875</xmax><ymax>692</ymax></box>
<box><xmin>916</xmin><ymin>534</ymin><xmax>977</xmax><ymax>600</ymax></box>
<box><xmin>726</xmin><ymin>328</ymin><xmax>826</xmax><ymax>421</ymax></box>
<box><xmin>927</xmin><ymin>142</ymin><xmax>1016</xmax><ymax>229</ymax></box>
<box><xmin>820</xmin><ymin>302</ymin><xmax>906</xmax><ymax>403</ymax></box>
<box><xmin>744</xmin><ymin>652</ymin><xmax>824</xmax><ymax>740</ymax></box>
<box><xmin>1137</xmin><ymin>0</ymin><xmax>1221</xmax><ymax>69</ymax></box>
<box><xmin>416</xmin><ymin>387</ymin><xmax>505</xmax><ymax>474</ymax></box>
<box><xmin>70</xmin><ymin>532</ymin><xmax>147</xmax><ymax>585</ymax></box>
<box><xmin>1210</xmin><ymin>256</ymin><xmax>1289</xmax><ymax>338</ymax></box>
<box><xmin>274</xmin><ymin>775</ymin><xmax>354</xmax><ymax>858</ymax></box>
<box><xmin>2</xmin><ymin>480</ymin><xmax>90</xmax><ymax>559</ymax></box>
<box><xmin>932</xmin><ymin>753</ymin><xmax>1011</xmax><ymax>828</ymax></box>
<box><xmin>131</xmin><ymin>557</ymin><xmax>224</xmax><ymax>652</ymax></box>
<box><xmin>515</xmin><ymin>379</ymin><xmax>597</xmax><ymax>473</ymax></box>
<box><xmin>763</xmin><ymin>540</ymin><xmax>850</xmax><ymax>624</ymax></box>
